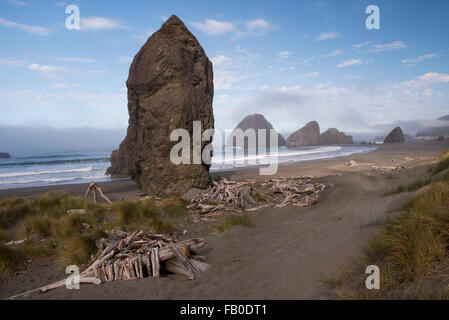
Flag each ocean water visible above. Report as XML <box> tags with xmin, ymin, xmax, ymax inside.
<box><xmin>0</xmin><ymin>150</ymin><xmax>112</xmax><ymax>190</ymax></box>
<box><xmin>0</xmin><ymin>145</ymin><xmax>377</xmax><ymax>190</ymax></box>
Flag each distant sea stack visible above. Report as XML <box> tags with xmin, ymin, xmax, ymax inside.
<box><xmin>228</xmin><ymin>114</ymin><xmax>286</xmax><ymax>148</ymax></box>
<box><xmin>287</xmin><ymin>121</ymin><xmax>320</xmax><ymax>147</ymax></box>
<box><xmin>416</xmin><ymin>115</ymin><xmax>449</xmax><ymax>137</ymax></box>
<box><xmin>319</xmin><ymin>128</ymin><xmax>353</xmax><ymax>145</ymax></box>
<box><xmin>0</xmin><ymin>152</ymin><xmax>10</xmax><ymax>159</ymax></box>
<box><xmin>384</xmin><ymin>127</ymin><xmax>405</xmax><ymax>143</ymax></box>
<box><xmin>107</xmin><ymin>15</ymin><xmax>214</xmax><ymax>197</ymax></box>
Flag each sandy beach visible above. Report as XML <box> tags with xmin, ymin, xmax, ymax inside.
<box><xmin>0</xmin><ymin>141</ymin><xmax>448</xmax><ymax>300</ymax></box>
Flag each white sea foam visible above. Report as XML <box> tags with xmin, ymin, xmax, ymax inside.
<box><xmin>0</xmin><ymin>166</ymin><xmax>98</xmax><ymax>178</ymax></box>
<box><xmin>0</xmin><ymin>177</ymin><xmax>78</xmax><ymax>185</ymax></box>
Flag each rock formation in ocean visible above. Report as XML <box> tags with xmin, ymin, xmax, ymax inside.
<box><xmin>286</xmin><ymin>121</ymin><xmax>320</xmax><ymax>147</ymax></box>
<box><xmin>384</xmin><ymin>127</ymin><xmax>405</xmax><ymax>143</ymax></box>
<box><xmin>107</xmin><ymin>15</ymin><xmax>214</xmax><ymax>196</ymax></box>
<box><xmin>0</xmin><ymin>152</ymin><xmax>10</xmax><ymax>159</ymax></box>
<box><xmin>105</xmin><ymin>147</ymin><xmax>129</xmax><ymax>177</ymax></box>
<box><xmin>319</xmin><ymin>128</ymin><xmax>353</xmax><ymax>145</ymax></box>
<box><xmin>228</xmin><ymin>113</ymin><xmax>286</xmax><ymax>148</ymax></box>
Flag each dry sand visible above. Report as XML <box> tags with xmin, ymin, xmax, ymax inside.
<box><xmin>1</xmin><ymin>141</ymin><xmax>448</xmax><ymax>299</ymax></box>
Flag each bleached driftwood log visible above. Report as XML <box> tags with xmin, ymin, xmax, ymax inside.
<box><xmin>85</xmin><ymin>182</ymin><xmax>112</xmax><ymax>204</ymax></box>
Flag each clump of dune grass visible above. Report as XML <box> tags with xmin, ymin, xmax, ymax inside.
<box><xmin>430</xmin><ymin>157</ymin><xmax>449</xmax><ymax>175</ymax></box>
<box><xmin>215</xmin><ymin>214</ymin><xmax>254</xmax><ymax>234</ymax></box>
<box><xmin>112</xmin><ymin>199</ymin><xmax>172</xmax><ymax>233</ymax></box>
<box><xmin>435</xmin><ymin>150</ymin><xmax>449</xmax><ymax>160</ymax></box>
<box><xmin>160</xmin><ymin>197</ymin><xmax>189</xmax><ymax>218</ymax></box>
<box><xmin>23</xmin><ymin>215</ymin><xmax>54</xmax><ymax>238</ymax></box>
<box><xmin>0</xmin><ymin>197</ymin><xmax>32</xmax><ymax>229</ymax></box>
<box><xmin>0</xmin><ymin>228</ymin><xmax>8</xmax><ymax>242</ymax></box>
<box><xmin>31</xmin><ymin>193</ymin><xmax>93</xmax><ymax>218</ymax></box>
<box><xmin>328</xmin><ymin>174</ymin><xmax>449</xmax><ymax>299</ymax></box>
<box><xmin>0</xmin><ymin>243</ymin><xmax>23</xmax><ymax>272</ymax></box>
<box><xmin>0</xmin><ymin>193</ymin><xmax>178</xmax><ymax>270</ymax></box>
<box><xmin>384</xmin><ymin>177</ymin><xmax>433</xmax><ymax>196</ymax></box>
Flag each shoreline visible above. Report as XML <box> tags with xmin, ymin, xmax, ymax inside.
<box><xmin>0</xmin><ymin>144</ymin><xmax>378</xmax><ymax>201</ymax></box>
<box><xmin>0</xmin><ymin>144</ymin><xmax>376</xmax><ymax>198</ymax></box>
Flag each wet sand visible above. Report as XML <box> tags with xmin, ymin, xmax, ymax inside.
<box><xmin>1</xmin><ymin>141</ymin><xmax>448</xmax><ymax>299</ymax></box>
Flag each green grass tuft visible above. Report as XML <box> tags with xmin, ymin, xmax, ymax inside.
<box><xmin>0</xmin><ymin>243</ymin><xmax>23</xmax><ymax>272</ymax></box>
<box><xmin>215</xmin><ymin>214</ymin><xmax>254</xmax><ymax>234</ymax></box>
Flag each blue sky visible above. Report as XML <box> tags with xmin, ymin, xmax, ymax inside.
<box><xmin>0</xmin><ymin>0</ymin><xmax>448</xmax><ymax>141</ymax></box>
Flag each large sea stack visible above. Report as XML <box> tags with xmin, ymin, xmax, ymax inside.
<box><xmin>108</xmin><ymin>15</ymin><xmax>214</xmax><ymax>197</ymax></box>
<box><xmin>286</xmin><ymin>121</ymin><xmax>320</xmax><ymax>147</ymax></box>
<box><xmin>228</xmin><ymin>114</ymin><xmax>286</xmax><ymax>148</ymax></box>
<box><xmin>384</xmin><ymin>127</ymin><xmax>405</xmax><ymax>144</ymax></box>
<box><xmin>319</xmin><ymin>128</ymin><xmax>353</xmax><ymax>145</ymax></box>
<box><xmin>0</xmin><ymin>152</ymin><xmax>10</xmax><ymax>159</ymax></box>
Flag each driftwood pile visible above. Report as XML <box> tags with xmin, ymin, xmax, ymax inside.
<box><xmin>88</xmin><ymin>230</ymin><xmax>209</xmax><ymax>282</ymax></box>
<box><xmin>8</xmin><ymin>230</ymin><xmax>208</xmax><ymax>299</ymax></box>
<box><xmin>188</xmin><ymin>176</ymin><xmax>328</xmax><ymax>214</ymax></box>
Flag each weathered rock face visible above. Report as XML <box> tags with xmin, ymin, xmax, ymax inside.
<box><xmin>384</xmin><ymin>127</ymin><xmax>405</xmax><ymax>144</ymax></box>
<box><xmin>108</xmin><ymin>15</ymin><xmax>214</xmax><ymax>196</ymax></box>
<box><xmin>105</xmin><ymin>147</ymin><xmax>129</xmax><ymax>177</ymax></box>
<box><xmin>228</xmin><ymin>114</ymin><xmax>286</xmax><ymax>148</ymax></box>
<box><xmin>0</xmin><ymin>152</ymin><xmax>10</xmax><ymax>159</ymax></box>
<box><xmin>286</xmin><ymin>121</ymin><xmax>320</xmax><ymax>147</ymax></box>
<box><xmin>319</xmin><ymin>128</ymin><xmax>353</xmax><ymax>145</ymax></box>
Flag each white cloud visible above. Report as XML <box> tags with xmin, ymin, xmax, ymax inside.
<box><xmin>244</xmin><ymin>19</ymin><xmax>273</xmax><ymax>35</ymax></box>
<box><xmin>80</xmin><ymin>16</ymin><xmax>127</xmax><ymax>31</ymax></box>
<box><xmin>54</xmin><ymin>1</ymin><xmax>69</xmax><ymax>7</ymax></box>
<box><xmin>132</xmin><ymin>30</ymin><xmax>154</xmax><ymax>42</ymax></box>
<box><xmin>370</xmin><ymin>41</ymin><xmax>407</xmax><ymax>52</ymax></box>
<box><xmin>50</xmin><ymin>83</ymin><xmax>79</xmax><ymax>89</ymax></box>
<box><xmin>0</xmin><ymin>57</ymin><xmax>27</xmax><ymax>66</ymax></box>
<box><xmin>321</xmin><ymin>50</ymin><xmax>342</xmax><ymax>58</ymax></box>
<box><xmin>351</xmin><ymin>42</ymin><xmax>371</xmax><ymax>50</ymax></box>
<box><xmin>337</xmin><ymin>59</ymin><xmax>362</xmax><ymax>68</ymax></box>
<box><xmin>402</xmin><ymin>53</ymin><xmax>437</xmax><ymax>64</ymax></box>
<box><xmin>316</xmin><ymin>32</ymin><xmax>339</xmax><ymax>41</ymax></box>
<box><xmin>0</xmin><ymin>17</ymin><xmax>51</xmax><ymax>35</ymax></box>
<box><xmin>191</xmin><ymin>18</ymin><xmax>274</xmax><ymax>37</ymax></box>
<box><xmin>6</xmin><ymin>0</ymin><xmax>26</xmax><ymax>5</ymax></box>
<box><xmin>117</xmin><ymin>56</ymin><xmax>133</xmax><ymax>64</ymax></box>
<box><xmin>347</xmin><ymin>75</ymin><xmax>361</xmax><ymax>80</ymax></box>
<box><xmin>277</xmin><ymin>51</ymin><xmax>292</xmax><ymax>59</ymax></box>
<box><xmin>297</xmin><ymin>72</ymin><xmax>319</xmax><ymax>78</ymax></box>
<box><xmin>211</xmin><ymin>55</ymin><xmax>233</xmax><ymax>67</ymax></box>
<box><xmin>191</xmin><ymin>19</ymin><xmax>235</xmax><ymax>35</ymax></box>
<box><xmin>54</xmin><ymin>57</ymin><xmax>97</xmax><ymax>64</ymax></box>
<box><xmin>28</xmin><ymin>63</ymin><xmax>61</xmax><ymax>78</ymax></box>
<box><xmin>416</xmin><ymin>72</ymin><xmax>449</xmax><ymax>85</ymax></box>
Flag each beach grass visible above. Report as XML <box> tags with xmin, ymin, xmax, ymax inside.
<box><xmin>215</xmin><ymin>213</ymin><xmax>254</xmax><ymax>234</ymax></box>
<box><xmin>0</xmin><ymin>193</ymin><xmax>177</xmax><ymax>270</ymax></box>
<box><xmin>0</xmin><ymin>243</ymin><xmax>23</xmax><ymax>272</ymax></box>
<box><xmin>327</xmin><ymin>171</ymin><xmax>449</xmax><ymax>299</ymax></box>
<box><xmin>385</xmin><ymin>154</ymin><xmax>449</xmax><ymax>196</ymax></box>
<box><xmin>160</xmin><ymin>197</ymin><xmax>189</xmax><ymax>218</ymax></box>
